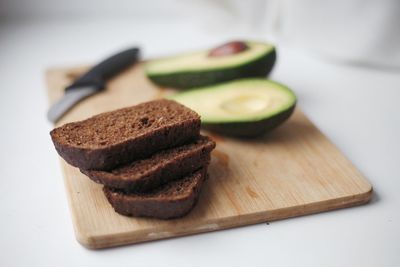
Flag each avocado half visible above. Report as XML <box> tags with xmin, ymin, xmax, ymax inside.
<box><xmin>145</xmin><ymin>41</ymin><xmax>276</xmax><ymax>89</ymax></box>
<box><xmin>169</xmin><ymin>79</ymin><xmax>296</xmax><ymax>137</ymax></box>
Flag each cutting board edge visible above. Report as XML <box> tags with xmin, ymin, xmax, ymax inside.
<box><xmin>72</xmin><ymin>184</ymin><xmax>372</xmax><ymax>249</ymax></box>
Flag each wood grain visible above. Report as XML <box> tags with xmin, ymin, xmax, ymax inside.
<box><xmin>46</xmin><ymin>63</ymin><xmax>372</xmax><ymax>249</ymax></box>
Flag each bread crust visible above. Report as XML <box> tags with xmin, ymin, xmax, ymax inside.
<box><xmin>81</xmin><ymin>136</ymin><xmax>215</xmax><ymax>192</ymax></box>
<box><xmin>50</xmin><ymin>100</ymin><xmax>201</xmax><ymax>170</ymax></box>
<box><xmin>103</xmin><ymin>168</ymin><xmax>207</xmax><ymax>219</ymax></box>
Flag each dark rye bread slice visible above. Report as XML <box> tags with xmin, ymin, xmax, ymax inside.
<box><xmin>50</xmin><ymin>99</ymin><xmax>201</xmax><ymax>170</ymax></box>
<box><xmin>81</xmin><ymin>135</ymin><xmax>215</xmax><ymax>192</ymax></box>
<box><xmin>103</xmin><ymin>168</ymin><xmax>207</xmax><ymax>219</ymax></box>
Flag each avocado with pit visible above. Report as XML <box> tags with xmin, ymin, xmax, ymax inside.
<box><xmin>145</xmin><ymin>41</ymin><xmax>276</xmax><ymax>89</ymax></box>
<box><xmin>169</xmin><ymin>79</ymin><xmax>296</xmax><ymax>137</ymax></box>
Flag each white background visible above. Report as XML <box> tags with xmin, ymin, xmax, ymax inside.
<box><xmin>0</xmin><ymin>1</ymin><xmax>399</xmax><ymax>266</ymax></box>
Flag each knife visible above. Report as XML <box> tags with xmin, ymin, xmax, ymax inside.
<box><xmin>47</xmin><ymin>47</ymin><xmax>140</xmax><ymax>123</ymax></box>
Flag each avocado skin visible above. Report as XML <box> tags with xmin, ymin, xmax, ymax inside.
<box><xmin>202</xmin><ymin>103</ymin><xmax>296</xmax><ymax>138</ymax></box>
<box><xmin>147</xmin><ymin>49</ymin><xmax>276</xmax><ymax>89</ymax></box>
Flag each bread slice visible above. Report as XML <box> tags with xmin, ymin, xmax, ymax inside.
<box><xmin>103</xmin><ymin>168</ymin><xmax>207</xmax><ymax>219</ymax></box>
<box><xmin>50</xmin><ymin>99</ymin><xmax>201</xmax><ymax>170</ymax></box>
<box><xmin>81</xmin><ymin>135</ymin><xmax>215</xmax><ymax>192</ymax></box>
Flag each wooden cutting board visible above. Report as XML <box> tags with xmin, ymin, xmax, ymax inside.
<box><xmin>46</xmin><ymin>63</ymin><xmax>372</xmax><ymax>249</ymax></box>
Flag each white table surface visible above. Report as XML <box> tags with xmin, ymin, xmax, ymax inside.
<box><xmin>0</xmin><ymin>18</ymin><xmax>399</xmax><ymax>267</ymax></box>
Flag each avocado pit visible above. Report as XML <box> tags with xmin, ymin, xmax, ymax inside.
<box><xmin>208</xmin><ymin>41</ymin><xmax>249</xmax><ymax>57</ymax></box>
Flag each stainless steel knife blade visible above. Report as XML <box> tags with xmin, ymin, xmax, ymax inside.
<box><xmin>47</xmin><ymin>47</ymin><xmax>140</xmax><ymax>123</ymax></box>
<box><xmin>47</xmin><ymin>86</ymin><xmax>99</xmax><ymax>123</ymax></box>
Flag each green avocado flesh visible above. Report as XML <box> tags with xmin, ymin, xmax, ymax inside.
<box><xmin>145</xmin><ymin>42</ymin><xmax>276</xmax><ymax>89</ymax></box>
<box><xmin>169</xmin><ymin>79</ymin><xmax>296</xmax><ymax>137</ymax></box>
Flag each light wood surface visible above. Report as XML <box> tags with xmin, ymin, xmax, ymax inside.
<box><xmin>45</xmin><ymin>63</ymin><xmax>372</xmax><ymax>249</ymax></box>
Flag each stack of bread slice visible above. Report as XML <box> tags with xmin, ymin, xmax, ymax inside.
<box><xmin>50</xmin><ymin>99</ymin><xmax>215</xmax><ymax>219</ymax></box>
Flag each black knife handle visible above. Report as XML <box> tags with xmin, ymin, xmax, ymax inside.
<box><xmin>65</xmin><ymin>47</ymin><xmax>140</xmax><ymax>92</ymax></box>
